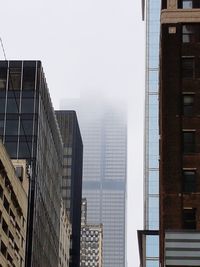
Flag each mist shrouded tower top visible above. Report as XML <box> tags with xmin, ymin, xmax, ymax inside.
<box><xmin>61</xmin><ymin>95</ymin><xmax>127</xmax><ymax>267</ymax></box>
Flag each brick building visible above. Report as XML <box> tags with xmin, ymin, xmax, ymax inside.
<box><xmin>160</xmin><ymin>0</ymin><xmax>200</xmax><ymax>266</ymax></box>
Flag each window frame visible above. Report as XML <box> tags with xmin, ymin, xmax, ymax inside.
<box><xmin>182</xmin><ymin>93</ymin><xmax>195</xmax><ymax>116</ymax></box>
<box><xmin>182</xmin><ymin>130</ymin><xmax>196</xmax><ymax>154</ymax></box>
<box><xmin>182</xmin><ymin>169</ymin><xmax>196</xmax><ymax>193</ymax></box>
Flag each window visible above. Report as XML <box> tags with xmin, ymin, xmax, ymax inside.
<box><xmin>179</xmin><ymin>0</ymin><xmax>200</xmax><ymax>8</ymax></box>
<box><xmin>183</xmin><ymin>170</ymin><xmax>196</xmax><ymax>192</ymax></box>
<box><xmin>183</xmin><ymin>131</ymin><xmax>195</xmax><ymax>153</ymax></box>
<box><xmin>182</xmin><ymin>94</ymin><xmax>194</xmax><ymax>116</ymax></box>
<box><xmin>8</xmin><ymin>68</ymin><xmax>21</xmax><ymax>90</ymax></box>
<box><xmin>182</xmin><ymin>57</ymin><xmax>194</xmax><ymax>78</ymax></box>
<box><xmin>0</xmin><ymin>67</ymin><xmax>7</xmax><ymax>90</ymax></box>
<box><xmin>0</xmin><ymin>241</ymin><xmax>7</xmax><ymax>258</ymax></box>
<box><xmin>183</xmin><ymin>208</ymin><xmax>196</xmax><ymax>229</ymax></box>
<box><xmin>2</xmin><ymin>219</ymin><xmax>8</xmax><ymax>235</ymax></box>
<box><xmin>3</xmin><ymin>196</ymin><xmax>9</xmax><ymax>213</ymax></box>
<box><xmin>182</xmin><ymin>24</ymin><xmax>200</xmax><ymax>43</ymax></box>
<box><xmin>22</xmin><ymin>67</ymin><xmax>36</xmax><ymax>90</ymax></box>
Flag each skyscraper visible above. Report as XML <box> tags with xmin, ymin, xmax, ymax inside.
<box><xmin>61</xmin><ymin>97</ymin><xmax>127</xmax><ymax>267</ymax></box>
<box><xmin>56</xmin><ymin>110</ymin><xmax>83</xmax><ymax>267</ymax></box>
<box><xmin>138</xmin><ymin>0</ymin><xmax>160</xmax><ymax>266</ymax></box>
<box><xmin>0</xmin><ymin>60</ymin><xmax>63</xmax><ymax>267</ymax></box>
<box><xmin>160</xmin><ymin>1</ymin><xmax>200</xmax><ymax>266</ymax></box>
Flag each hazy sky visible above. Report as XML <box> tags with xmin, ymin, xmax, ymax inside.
<box><xmin>0</xmin><ymin>1</ymin><xmax>145</xmax><ymax>265</ymax></box>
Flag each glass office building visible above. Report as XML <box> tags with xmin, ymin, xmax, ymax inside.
<box><xmin>0</xmin><ymin>61</ymin><xmax>63</xmax><ymax>267</ymax></box>
<box><xmin>61</xmin><ymin>98</ymin><xmax>127</xmax><ymax>267</ymax></box>
<box><xmin>56</xmin><ymin>110</ymin><xmax>83</xmax><ymax>267</ymax></box>
<box><xmin>139</xmin><ymin>0</ymin><xmax>161</xmax><ymax>266</ymax></box>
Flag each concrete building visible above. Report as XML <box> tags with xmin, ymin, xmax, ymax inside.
<box><xmin>81</xmin><ymin>198</ymin><xmax>87</xmax><ymax>226</ymax></box>
<box><xmin>138</xmin><ymin>0</ymin><xmax>160</xmax><ymax>266</ymax></box>
<box><xmin>56</xmin><ymin>110</ymin><xmax>83</xmax><ymax>267</ymax></box>
<box><xmin>80</xmin><ymin>224</ymin><xmax>103</xmax><ymax>267</ymax></box>
<box><xmin>59</xmin><ymin>200</ymin><xmax>71</xmax><ymax>267</ymax></box>
<box><xmin>61</xmin><ymin>98</ymin><xmax>127</xmax><ymax>267</ymax></box>
<box><xmin>80</xmin><ymin>199</ymin><xmax>103</xmax><ymax>267</ymax></box>
<box><xmin>0</xmin><ymin>141</ymin><xmax>29</xmax><ymax>267</ymax></box>
<box><xmin>0</xmin><ymin>61</ymin><xmax>63</xmax><ymax>267</ymax></box>
<box><xmin>159</xmin><ymin>1</ymin><xmax>200</xmax><ymax>266</ymax></box>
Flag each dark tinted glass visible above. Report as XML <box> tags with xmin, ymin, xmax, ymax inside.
<box><xmin>5</xmin><ymin>120</ymin><xmax>19</xmax><ymax>135</ymax></box>
<box><xmin>182</xmin><ymin>58</ymin><xmax>194</xmax><ymax>78</ymax></box>
<box><xmin>183</xmin><ymin>95</ymin><xmax>194</xmax><ymax>116</ymax></box>
<box><xmin>0</xmin><ymin>67</ymin><xmax>7</xmax><ymax>90</ymax></box>
<box><xmin>183</xmin><ymin>131</ymin><xmax>195</xmax><ymax>153</ymax></box>
<box><xmin>21</xmin><ymin>98</ymin><xmax>34</xmax><ymax>113</ymax></box>
<box><xmin>6</xmin><ymin>98</ymin><xmax>20</xmax><ymax>113</ymax></box>
<box><xmin>5</xmin><ymin>142</ymin><xmax>18</xmax><ymax>157</ymax></box>
<box><xmin>18</xmin><ymin>141</ymin><xmax>32</xmax><ymax>158</ymax></box>
<box><xmin>183</xmin><ymin>208</ymin><xmax>196</xmax><ymax>229</ymax></box>
<box><xmin>0</xmin><ymin>99</ymin><xmax>5</xmax><ymax>113</ymax></box>
<box><xmin>20</xmin><ymin>120</ymin><xmax>33</xmax><ymax>135</ymax></box>
<box><xmin>0</xmin><ymin>121</ymin><xmax>4</xmax><ymax>136</ymax></box>
<box><xmin>23</xmin><ymin>67</ymin><xmax>36</xmax><ymax>90</ymax></box>
<box><xmin>8</xmin><ymin>68</ymin><xmax>21</xmax><ymax>90</ymax></box>
<box><xmin>183</xmin><ymin>170</ymin><xmax>196</xmax><ymax>192</ymax></box>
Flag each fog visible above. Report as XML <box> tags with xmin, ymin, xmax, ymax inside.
<box><xmin>0</xmin><ymin>0</ymin><xmax>145</xmax><ymax>265</ymax></box>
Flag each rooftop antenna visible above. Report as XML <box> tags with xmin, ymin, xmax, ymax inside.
<box><xmin>0</xmin><ymin>37</ymin><xmax>7</xmax><ymax>60</ymax></box>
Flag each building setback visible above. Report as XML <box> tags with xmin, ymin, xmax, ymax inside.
<box><xmin>0</xmin><ymin>61</ymin><xmax>63</xmax><ymax>267</ymax></box>
<box><xmin>56</xmin><ymin>110</ymin><xmax>83</xmax><ymax>267</ymax></box>
<box><xmin>0</xmin><ymin>141</ymin><xmax>29</xmax><ymax>267</ymax></box>
<box><xmin>160</xmin><ymin>1</ymin><xmax>200</xmax><ymax>266</ymax></box>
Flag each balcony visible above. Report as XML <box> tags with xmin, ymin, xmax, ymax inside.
<box><xmin>165</xmin><ymin>230</ymin><xmax>200</xmax><ymax>266</ymax></box>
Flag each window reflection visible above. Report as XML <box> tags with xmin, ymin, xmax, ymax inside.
<box><xmin>8</xmin><ymin>68</ymin><xmax>21</xmax><ymax>90</ymax></box>
<box><xmin>146</xmin><ymin>235</ymin><xmax>159</xmax><ymax>257</ymax></box>
<box><xmin>0</xmin><ymin>68</ymin><xmax>7</xmax><ymax>90</ymax></box>
<box><xmin>23</xmin><ymin>67</ymin><xmax>36</xmax><ymax>90</ymax></box>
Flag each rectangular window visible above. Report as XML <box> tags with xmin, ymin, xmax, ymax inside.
<box><xmin>183</xmin><ymin>208</ymin><xmax>196</xmax><ymax>229</ymax></box>
<box><xmin>183</xmin><ymin>170</ymin><xmax>196</xmax><ymax>192</ymax></box>
<box><xmin>182</xmin><ymin>24</ymin><xmax>200</xmax><ymax>43</ymax></box>
<box><xmin>22</xmin><ymin>67</ymin><xmax>36</xmax><ymax>90</ymax></box>
<box><xmin>182</xmin><ymin>94</ymin><xmax>194</xmax><ymax>116</ymax></box>
<box><xmin>183</xmin><ymin>131</ymin><xmax>195</xmax><ymax>153</ymax></box>
<box><xmin>179</xmin><ymin>0</ymin><xmax>200</xmax><ymax>8</ymax></box>
<box><xmin>8</xmin><ymin>68</ymin><xmax>21</xmax><ymax>90</ymax></box>
<box><xmin>182</xmin><ymin>57</ymin><xmax>194</xmax><ymax>78</ymax></box>
<box><xmin>0</xmin><ymin>67</ymin><xmax>7</xmax><ymax>90</ymax></box>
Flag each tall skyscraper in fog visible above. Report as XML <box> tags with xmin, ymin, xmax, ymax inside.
<box><xmin>61</xmin><ymin>97</ymin><xmax>127</xmax><ymax>267</ymax></box>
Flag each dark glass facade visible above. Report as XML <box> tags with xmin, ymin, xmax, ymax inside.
<box><xmin>56</xmin><ymin>110</ymin><xmax>83</xmax><ymax>267</ymax></box>
<box><xmin>0</xmin><ymin>61</ymin><xmax>63</xmax><ymax>267</ymax></box>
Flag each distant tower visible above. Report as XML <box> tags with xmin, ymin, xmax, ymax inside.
<box><xmin>61</xmin><ymin>97</ymin><xmax>127</xmax><ymax>267</ymax></box>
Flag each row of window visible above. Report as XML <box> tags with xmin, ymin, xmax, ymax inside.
<box><xmin>0</xmin><ymin>67</ymin><xmax>36</xmax><ymax>91</ymax></box>
<box><xmin>179</xmin><ymin>0</ymin><xmax>200</xmax><ymax>8</ymax></box>
<box><xmin>163</xmin><ymin>0</ymin><xmax>200</xmax><ymax>9</ymax></box>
